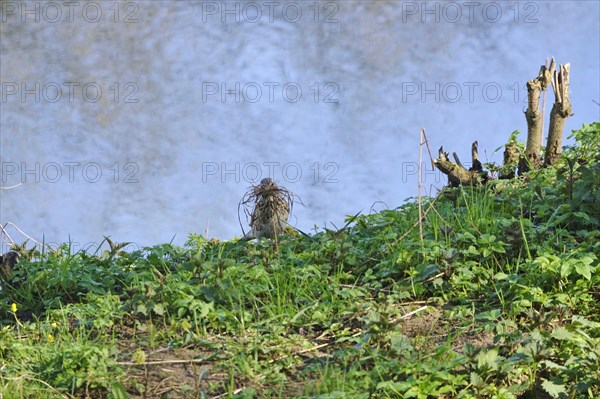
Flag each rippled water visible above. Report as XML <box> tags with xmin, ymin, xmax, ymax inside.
<box><xmin>1</xmin><ymin>0</ymin><xmax>599</xmax><ymax>249</ymax></box>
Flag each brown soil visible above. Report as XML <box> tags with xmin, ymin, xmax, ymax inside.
<box><xmin>116</xmin><ymin>305</ymin><xmax>499</xmax><ymax>398</ymax></box>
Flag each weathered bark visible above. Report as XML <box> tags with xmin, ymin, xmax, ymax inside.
<box><xmin>471</xmin><ymin>141</ymin><xmax>483</xmax><ymax>173</ymax></box>
<box><xmin>434</xmin><ymin>142</ymin><xmax>488</xmax><ymax>186</ymax></box>
<box><xmin>520</xmin><ymin>60</ymin><xmax>554</xmax><ymax>174</ymax></box>
<box><xmin>499</xmin><ymin>142</ymin><xmax>519</xmax><ymax>179</ymax></box>
<box><xmin>434</xmin><ymin>148</ymin><xmax>462</xmax><ymax>187</ymax></box>
<box><xmin>545</xmin><ymin>63</ymin><xmax>573</xmax><ymax>166</ymax></box>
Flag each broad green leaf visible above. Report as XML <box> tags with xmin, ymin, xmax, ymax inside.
<box><xmin>551</xmin><ymin>326</ymin><xmax>574</xmax><ymax>340</ymax></box>
<box><xmin>110</xmin><ymin>382</ymin><xmax>129</xmax><ymax>399</ymax></box>
<box><xmin>494</xmin><ymin>272</ymin><xmax>508</xmax><ymax>280</ymax></box>
<box><xmin>574</xmin><ymin>262</ymin><xmax>592</xmax><ymax>280</ymax></box>
<box><xmin>573</xmin><ymin>211</ymin><xmax>591</xmax><ymax>221</ymax></box>
<box><xmin>541</xmin><ymin>378</ymin><xmax>567</xmax><ymax>398</ymax></box>
<box><xmin>477</xmin><ymin>349</ymin><xmax>500</xmax><ymax>370</ymax></box>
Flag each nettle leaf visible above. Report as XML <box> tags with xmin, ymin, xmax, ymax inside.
<box><xmin>536</xmin><ymin>255</ymin><xmax>561</xmax><ymax>273</ymax></box>
<box><xmin>136</xmin><ymin>304</ymin><xmax>147</xmax><ymax>316</ymax></box>
<box><xmin>543</xmin><ymin>360</ymin><xmax>567</xmax><ymax>371</ymax></box>
<box><xmin>470</xmin><ymin>372</ymin><xmax>484</xmax><ymax>388</ymax></box>
<box><xmin>457</xmin><ymin>232</ymin><xmax>477</xmax><ymax>243</ymax></box>
<box><xmin>152</xmin><ymin>303</ymin><xmax>165</xmax><ymax>316</ymax></box>
<box><xmin>475</xmin><ymin>309</ymin><xmax>501</xmax><ymax>322</ymax></box>
<box><xmin>477</xmin><ymin>234</ymin><xmax>496</xmax><ymax>245</ymax></box>
<box><xmin>197</xmin><ymin>301</ymin><xmax>214</xmax><ymax>319</ymax></box>
<box><xmin>389</xmin><ymin>333</ymin><xmax>412</xmax><ymax>353</ymax></box>
<box><xmin>541</xmin><ymin>378</ymin><xmax>567</xmax><ymax>398</ymax></box>
<box><xmin>551</xmin><ymin>326</ymin><xmax>574</xmax><ymax>341</ymax></box>
<box><xmin>492</xmin><ymin>243</ymin><xmax>506</xmax><ymax>253</ymax></box>
<box><xmin>573</xmin><ymin>211</ymin><xmax>591</xmax><ymax>221</ymax></box>
<box><xmin>311</xmin><ymin>310</ymin><xmax>326</xmax><ymax>323</ymax></box>
<box><xmin>552</xmin><ymin>293</ymin><xmax>571</xmax><ymax>306</ymax></box>
<box><xmin>477</xmin><ymin>348</ymin><xmax>500</xmax><ymax>371</ymax></box>
<box><xmin>571</xmin><ymin>315</ymin><xmax>600</xmax><ymax>329</ymax></box>
<box><xmin>494</xmin><ymin>272</ymin><xmax>508</xmax><ymax>280</ymax></box>
<box><xmin>465</xmin><ymin>245</ymin><xmax>479</xmax><ymax>256</ymax></box>
<box><xmin>415</xmin><ymin>264</ymin><xmax>439</xmax><ymax>282</ymax></box>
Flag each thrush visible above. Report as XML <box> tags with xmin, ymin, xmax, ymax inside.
<box><xmin>243</xmin><ymin>178</ymin><xmax>290</xmax><ymax>239</ymax></box>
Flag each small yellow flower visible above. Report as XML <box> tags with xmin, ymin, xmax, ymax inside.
<box><xmin>48</xmin><ymin>334</ymin><xmax>55</xmax><ymax>343</ymax></box>
<box><xmin>11</xmin><ymin>303</ymin><xmax>17</xmax><ymax>313</ymax></box>
<box><xmin>51</xmin><ymin>322</ymin><xmax>57</xmax><ymax>328</ymax></box>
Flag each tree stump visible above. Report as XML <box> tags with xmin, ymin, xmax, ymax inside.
<box><xmin>433</xmin><ymin>141</ymin><xmax>489</xmax><ymax>186</ymax></box>
<box><xmin>433</xmin><ymin>58</ymin><xmax>572</xmax><ymax>187</ymax></box>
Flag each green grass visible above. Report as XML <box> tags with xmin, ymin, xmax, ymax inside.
<box><xmin>1</xmin><ymin>122</ymin><xmax>599</xmax><ymax>398</ymax></box>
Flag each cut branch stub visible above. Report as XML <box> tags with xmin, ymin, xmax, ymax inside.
<box><xmin>471</xmin><ymin>141</ymin><xmax>483</xmax><ymax>172</ymax></box>
<box><xmin>521</xmin><ymin>60</ymin><xmax>555</xmax><ymax>174</ymax></box>
<box><xmin>434</xmin><ymin>142</ymin><xmax>489</xmax><ymax>186</ymax></box>
<box><xmin>545</xmin><ymin>63</ymin><xmax>573</xmax><ymax>166</ymax></box>
<box><xmin>452</xmin><ymin>152</ymin><xmax>464</xmax><ymax>169</ymax></box>
<box><xmin>499</xmin><ymin>142</ymin><xmax>519</xmax><ymax>179</ymax></box>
